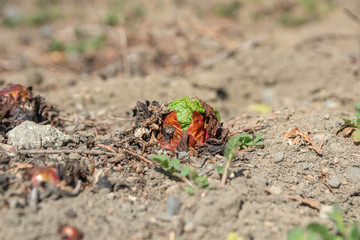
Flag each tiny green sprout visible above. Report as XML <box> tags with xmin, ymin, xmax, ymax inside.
<box><xmin>226</xmin><ymin>232</ymin><xmax>244</xmax><ymax>240</ymax></box>
<box><xmin>340</xmin><ymin>113</ymin><xmax>360</xmax><ymax>143</ymax></box>
<box><xmin>149</xmin><ymin>154</ymin><xmax>209</xmax><ymax>193</ymax></box>
<box><xmin>149</xmin><ymin>154</ymin><xmax>180</xmax><ymax>173</ymax></box>
<box><xmin>221</xmin><ymin>133</ymin><xmax>263</xmax><ymax>185</ymax></box>
<box><xmin>287</xmin><ymin>204</ymin><xmax>360</xmax><ymax>240</ymax></box>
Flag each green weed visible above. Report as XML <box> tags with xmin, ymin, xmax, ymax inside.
<box><xmin>213</xmin><ymin>1</ymin><xmax>241</xmax><ymax>19</ymax></box>
<box><xmin>149</xmin><ymin>154</ymin><xmax>209</xmax><ymax>194</ymax></box>
<box><xmin>279</xmin><ymin>0</ymin><xmax>335</xmax><ymax>27</ymax></box>
<box><xmin>220</xmin><ymin>133</ymin><xmax>263</xmax><ymax>184</ymax></box>
<box><xmin>340</xmin><ymin>112</ymin><xmax>360</xmax><ymax>143</ymax></box>
<box><xmin>49</xmin><ymin>35</ymin><xmax>106</xmax><ymax>54</ymax></box>
<box><xmin>287</xmin><ymin>204</ymin><xmax>360</xmax><ymax>240</ymax></box>
<box><xmin>3</xmin><ymin>9</ymin><xmax>57</xmax><ymax>28</ymax></box>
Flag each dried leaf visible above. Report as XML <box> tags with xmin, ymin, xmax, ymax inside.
<box><xmin>353</xmin><ymin>130</ymin><xmax>360</xmax><ymax>143</ymax></box>
<box><xmin>198</xmin><ymin>99</ymin><xmax>220</xmax><ymax>140</ymax></box>
<box><xmin>158</xmin><ymin>111</ymin><xmax>183</xmax><ymax>152</ymax></box>
<box><xmin>342</xmin><ymin>127</ymin><xmax>355</xmax><ymax>137</ymax></box>
<box><xmin>0</xmin><ymin>84</ymin><xmax>32</xmax><ymax>101</ymax></box>
<box><xmin>0</xmin><ymin>84</ymin><xmax>59</xmax><ymax>130</ymax></box>
<box><xmin>187</xmin><ymin>111</ymin><xmax>206</xmax><ymax>147</ymax></box>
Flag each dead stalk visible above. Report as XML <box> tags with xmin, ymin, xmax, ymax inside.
<box><xmin>220</xmin><ymin>159</ymin><xmax>231</xmax><ymax>185</ymax></box>
<box><xmin>17</xmin><ymin>148</ymin><xmax>154</xmax><ymax>165</ymax></box>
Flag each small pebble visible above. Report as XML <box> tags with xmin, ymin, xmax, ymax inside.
<box><xmin>333</xmin><ymin>157</ymin><xmax>339</xmax><ymax>164</ymax></box>
<box><xmin>106</xmin><ymin>192</ymin><xmax>116</xmax><ymax>200</ymax></box>
<box><xmin>346</xmin><ymin>167</ymin><xmax>360</xmax><ymax>181</ymax></box>
<box><xmin>327</xmin><ymin>177</ymin><xmax>341</xmax><ymax>188</ymax></box>
<box><xmin>68</xmin><ymin>153</ymin><xmax>81</xmax><ymax>160</ymax></box>
<box><xmin>184</xmin><ymin>222</ymin><xmax>195</xmax><ymax>232</ymax></box>
<box><xmin>335</xmin><ymin>121</ymin><xmax>343</xmax><ymax>128</ymax></box>
<box><xmin>167</xmin><ymin>195</ymin><xmax>181</xmax><ymax>217</ymax></box>
<box><xmin>274</xmin><ymin>152</ymin><xmax>285</xmax><ymax>163</ymax></box>
<box><xmin>64</xmin><ymin>208</ymin><xmax>77</xmax><ymax>218</ymax></box>
<box><xmin>320</xmin><ymin>205</ymin><xmax>334</xmax><ymax>219</ymax></box>
<box><xmin>324</xmin><ymin>114</ymin><xmax>330</xmax><ymax>120</ymax></box>
<box><xmin>138</xmin><ymin>205</ymin><xmax>147</xmax><ymax>212</ymax></box>
<box><xmin>8</xmin><ymin>198</ymin><xmax>23</xmax><ymax>209</ymax></box>
<box><xmin>269</xmin><ymin>186</ymin><xmax>282</xmax><ymax>195</ymax></box>
<box><xmin>257</xmin><ymin>151</ymin><xmax>266</xmax><ymax>156</ymax></box>
<box><xmin>96</xmin><ymin>176</ymin><xmax>112</xmax><ymax>191</ymax></box>
<box><xmin>313</xmin><ymin>134</ymin><xmax>329</xmax><ymax>144</ymax></box>
<box><xmin>177</xmin><ymin>152</ymin><xmax>188</xmax><ymax>160</ymax></box>
<box><xmin>302</xmin><ymin>163</ymin><xmax>309</xmax><ymax>170</ymax></box>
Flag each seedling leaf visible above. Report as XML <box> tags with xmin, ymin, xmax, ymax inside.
<box><xmin>226</xmin><ymin>232</ymin><xmax>244</xmax><ymax>240</ymax></box>
<box><xmin>216</xmin><ymin>166</ymin><xmax>225</xmax><ymax>174</ymax></box>
<box><xmin>185</xmin><ymin>186</ymin><xmax>194</xmax><ymax>195</ymax></box>
<box><xmin>225</xmin><ymin>135</ymin><xmax>241</xmax><ymax>161</ymax></box>
<box><xmin>180</xmin><ymin>165</ymin><xmax>190</xmax><ymax>177</ymax></box>
<box><xmin>353</xmin><ymin>130</ymin><xmax>360</xmax><ymax>143</ymax></box>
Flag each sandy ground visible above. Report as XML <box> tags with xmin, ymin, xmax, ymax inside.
<box><xmin>1</xmin><ymin>0</ymin><xmax>360</xmax><ymax>239</ymax></box>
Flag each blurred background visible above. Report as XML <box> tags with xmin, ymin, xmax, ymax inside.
<box><xmin>0</xmin><ymin>0</ymin><xmax>359</xmax><ymax>124</ymax></box>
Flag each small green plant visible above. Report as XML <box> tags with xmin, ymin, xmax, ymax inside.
<box><xmin>213</xmin><ymin>1</ymin><xmax>241</xmax><ymax>19</ymax></box>
<box><xmin>3</xmin><ymin>9</ymin><xmax>57</xmax><ymax>28</ymax></box>
<box><xmin>278</xmin><ymin>0</ymin><xmax>335</xmax><ymax>27</ymax></box>
<box><xmin>149</xmin><ymin>154</ymin><xmax>209</xmax><ymax>194</ymax></box>
<box><xmin>102</xmin><ymin>12</ymin><xmax>119</xmax><ymax>26</ymax></box>
<box><xmin>287</xmin><ymin>204</ymin><xmax>360</xmax><ymax>240</ymax></box>
<box><xmin>237</xmin><ymin>132</ymin><xmax>264</xmax><ymax>149</ymax></box>
<box><xmin>220</xmin><ymin>133</ymin><xmax>263</xmax><ymax>185</ymax></box>
<box><xmin>340</xmin><ymin>113</ymin><xmax>360</xmax><ymax>143</ymax></box>
<box><xmin>226</xmin><ymin>232</ymin><xmax>244</xmax><ymax>240</ymax></box>
<box><xmin>49</xmin><ymin>35</ymin><xmax>106</xmax><ymax>54</ymax></box>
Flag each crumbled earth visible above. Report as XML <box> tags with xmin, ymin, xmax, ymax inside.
<box><xmin>1</xmin><ymin>0</ymin><xmax>360</xmax><ymax>240</ymax></box>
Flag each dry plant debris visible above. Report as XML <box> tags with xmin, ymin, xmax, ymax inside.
<box><xmin>0</xmin><ymin>84</ymin><xmax>59</xmax><ymax>131</ymax></box>
<box><xmin>282</xmin><ymin>128</ymin><xmax>325</xmax><ymax>155</ymax></box>
<box><xmin>131</xmin><ymin>97</ymin><xmax>229</xmax><ymax>154</ymax></box>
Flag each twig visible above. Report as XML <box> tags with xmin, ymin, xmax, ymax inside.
<box><xmin>319</xmin><ymin>178</ymin><xmax>334</xmax><ymax>193</ymax></box>
<box><xmin>119</xmin><ymin>147</ymin><xmax>154</xmax><ymax>165</ymax></box>
<box><xmin>181</xmin><ymin>176</ymin><xmax>195</xmax><ymax>189</ymax></box>
<box><xmin>295</xmin><ymin>33</ymin><xmax>360</xmax><ymax>50</ymax></box>
<box><xmin>17</xmin><ymin>149</ymin><xmax>120</xmax><ymax>157</ymax></box>
<box><xmin>17</xmin><ymin>148</ymin><xmax>153</xmax><ymax>165</ymax></box>
<box><xmin>118</xmin><ymin>27</ymin><xmax>130</xmax><ymax>76</ymax></box>
<box><xmin>341</xmin><ymin>6</ymin><xmax>360</xmax><ymax>27</ymax></box>
<box><xmin>220</xmin><ymin>159</ymin><xmax>231</xmax><ymax>185</ymax></box>
<box><xmin>300</xmin><ymin>132</ymin><xmax>324</xmax><ymax>155</ymax></box>
<box><xmin>229</xmin><ymin>125</ymin><xmax>263</xmax><ymax>134</ymax></box>
<box><xmin>284</xmin><ymin>194</ymin><xmax>321</xmax><ymax>211</ymax></box>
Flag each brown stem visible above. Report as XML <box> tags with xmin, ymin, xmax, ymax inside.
<box><xmin>220</xmin><ymin>160</ymin><xmax>231</xmax><ymax>185</ymax></box>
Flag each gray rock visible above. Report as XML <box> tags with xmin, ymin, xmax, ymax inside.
<box><xmin>302</xmin><ymin>163</ymin><xmax>309</xmax><ymax>170</ymax></box>
<box><xmin>274</xmin><ymin>152</ymin><xmax>285</xmax><ymax>163</ymax></box>
<box><xmin>167</xmin><ymin>195</ymin><xmax>181</xmax><ymax>217</ymax></box>
<box><xmin>257</xmin><ymin>151</ymin><xmax>266</xmax><ymax>156</ymax></box>
<box><xmin>177</xmin><ymin>151</ymin><xmax>188</xmax><ymax>160</ymax></box>
<box><xmin>335</xmin><ymin>121</ymin><xmax>343</xmax><ymax>128</ymax></box>
<box><xmin>64</xmin><ymin>208</ymin><xmax>77</xmax><ymax>218</ymax></box>
<box><xmin>68</xmin><ymin>153</ymin><xmax>81</xmax><ymax>160</ymax></box>
<box><xmin>96</xmin><ymin>176</ymin><xmax>113</xmax><ymax>191</ymax></box>
<box><xmin>346</xmin><ymin>167</ymin><xmax>360</xmax><ymax>181</ymax></box>
<box><xmin>8</xmin><ymin>121</ymin><xmax>71</xmax><ymax>149</ymax></box>
<box><xmin>8</xmin><ymin>197</ymin><xmax>24</xmax><ymax>209</ymax></box>
<box><xmin>138</xmin><ymin>205</ymin><xmax>147</xmax><ymax>212</ymax></box>
<box><xmin>312</xmin><ymin>134</ymin><xmax>329</xmax><ymax>144</ymax></box>
<box><xmin>327</xmin><ymin>177</ymin><xmax>341</xmax><ymax>188</ymax></box>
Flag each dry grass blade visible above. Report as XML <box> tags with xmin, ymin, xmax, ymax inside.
<box><xmin>284</xmin><ymin>194</ymin><xmax>321</xmax><ymax>211</ymax></box>
<box><xmin>282</xmin><ymin>128</ymin><xmax>324</xmax><ymax>155</ymax></box>
<box><xmin>341</xmin><ymin>6</ymin><xmax>360</xmax><ymax>27</ymax></box>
